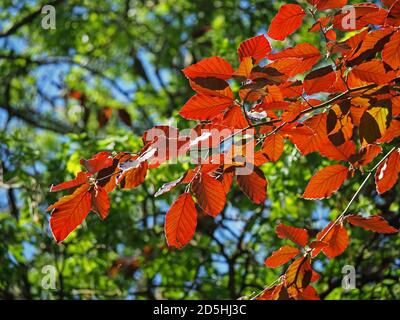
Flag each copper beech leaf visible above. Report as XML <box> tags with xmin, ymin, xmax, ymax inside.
<box><xmin>50</xmin><ymin>171</ymin><xmax>91</xmax><ymax>192</ymax></box>
<box><xmin>80</xmin><ymin>151</ymin><xmax>113</xmax><ymax>174</ymax></box>
<box><xmin>315</xmin><ymin>223</ymin><xmax>349</xmax><ymax>259</ymax></box>
<box><xmin>375</xmin><ymin>149</ymin><xmax>400</xmax><ymax>194</ymax></box>
<box><xmin>191</xmin><ymin>173</ymin><xmax>227</xmax><ymax>217</ymax></box>
<box><xmin>91</xmin><ymin>186</ymin><xmax>110</xmax><ymax>220</ymax></box>
<box><xmin>179</xmin><ymin>94</ymin><xmax>233</xmax><ymax>120</ymax></box>
<box><xmin>347</xmin><ymin>215</ymin><xmax>399</xmax><ymax>233</ymax></box>
<box><xmin>183</xmin><ymin>56</ymin><xmax>234</xmax><ymax>80</ymax></box>
<box><xmin>302</xmin><ymin>165</ymin><xmax>349</xmax><ymax>199</ymax></box>
<box><xmin>165</xmin><ymin>193</ymin><xmax>197</xmax><ymax>249</ymax></box>
<box><xmin>47</xmin><ymin>183</ymin><xmax>92</xmax><ymax>243</ymax></box>
<box><xmin>236</xmin><ymin>166</ymin><xmax>267</xmax><ymax>204</ymax></box>
<box><xmin>275</xmin><ymin>223</ymin><xmax>308</xmax><ymax>247</ymax></box>
<box><xmin>237</xmin><ymin>34</ymin><xmax>271</xmax><ymax>64</ymax></box>
<box><xmin>265</xmin><ymin>245</ymin><xmax>300</xmax><ymax>268</ymax></box>
<box><xmin>268</xmin><ymin>4</ymin><xmax>306</xmax><ymax>41</ymax></box>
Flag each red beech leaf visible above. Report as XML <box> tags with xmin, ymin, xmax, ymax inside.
<box><xmin>285</xmin><ymin>257</ymin><xmax>312</xmax><ymax>289</ymax></box>
<box><xmin>50</xmin><ymin>171</ymin><xmax>91</xmax><ymax>192</ymax></box>
<box><xmin>265</xmin><ymin>245</ymin><xmax>300</xmax><ymax>268</ymax></box>
<box><xmin>91</xmin><ymin>186</ymin><xmax>110</xmax><ymax>220</ymax></box>
<box><xmin>165</xmin><ymin>193</ymin><xmax>197</xmax><ymax>249</ymax></box>
<box><xmin>375</xmin><ymin>149</ymin><xmax>400</xmax><ymax>194</ymax></box>
<box><xmin>308</xmin><ymin>0</ymin><xmax>347</xmax><ymax>11</ymax></box>
<box><xmin>267</xmin><ymin>43</ymin><xmax>321</xmax><ymax>77</ymax></box>
<box><xmin>119</xmin><ymin>160</ymin><xmax>148</xmax><ymax>190</ymax></box>
<box><xmin>192</xmin><ymin>173</ymin><xmax>227</xmax><ymax>217</ymax></box>
<box><xmin>179</xmin><ymin>94</ymin><xmax>233</xmax><ymax>121</ymax></box>
<box><xmin>237</xmin><ymin>34</ymin><xmax>271</xmax><ymax>64</ymax></box>
<box><xmin>262</xmin><ymin>133</ymin><xmax>284</xmax><ymax>162</ymax></box>
<box><xmin>302</xmin><ymin>165</ymin><xmax>349</xmax><ymax>199</ymax></box>
<box><xmin>316</xmin><ymin>223</ymin><xmax>349</xmax><ymax>259</ymax></box>
<box><xmin>275</xmin><ymin>223</ymin><xmax>308</xmax><ymax>247</ymax></box>
<box><xmin>304</xmin><ymin>66</ymin><xmax>336</xmax><ymax>95</ymax></box>
<box><xmin>351</xmin><ymin>60</ymin><xmax>395</xmax><ymax>85</ymax></box>
<box><xmin>80</xmin><ymin>151</ymin><xmax>113</xmax><ymax>174</ymax></box>
<box><xmin>318</xmin><ymin>141</ymin><xmax>356</xmax><ymax>162</ymax></box>
<box><xmin>268</xmin><ymin>4</ymin><xmax>306</xmax><ymax>41</ymax></box>
<box><xmin>347</xmin><ymin>215</ymin><xmax>399</xmax><ymax>233</ymax></box>
<box><xmin>183</xmin><ymin>57</ymin><xmax>234</xmax><ymax>80</ymax></box>
<box><xmin>236</xmin><ymin>166</ymin><xmax>267</xmax><ymax>204</ymax></box>
<box><xmin>47</xmin><ymin>183</ymin><xmax>92</xmax><ymax>243</ymax></box>
<box><xmin>382</xmin><ymin>31</ymin><xmax>400</xmax><ymax>70</ymax></box>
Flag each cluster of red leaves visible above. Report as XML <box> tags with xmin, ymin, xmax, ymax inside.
<box><xmin>48</xmin><ymin>0</ymin><xmax>400</xmax><ymax>299</ymax></box>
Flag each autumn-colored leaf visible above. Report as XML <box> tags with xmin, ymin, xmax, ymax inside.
<box><xmin>179</xmin><ymin>94</ymin><xmax>233</xmax><ymax>120</ymax></box>
<box><xmin>347</xmin><ymin>215</ymin><xmax>398</xmax><ymax>233</ymax></box>
<box><xmin>165</xmin><ymin>193</ymin><xmax>197</xmax><ymax>249</ymax></box>
<box><xmin>155</xmin><ymin>176</ymin><xmax>185</xmax><ymax>197</ymax></box>
<box><xmin>97</xmin><ymin>107</ymin><xmax>113</xmax><ymax>128</ymax></box>
<box><xmin>47</xmin><ymin>183</ymin><xmax>92</xmax><ymax>243</ymax></box>
<box><xmin>351</xmin><ymin>60</ymin><xmax>394</xmax><ymax>85</ymax></box>
<box><xmin>382</xmin><ymin>31</ymin><xmax>400</xmax><ymax>70</ymax></box>
<box><xmin>183</xmin><ymin>57</ymin><xmax>234</xmax><ymax>80</ymax></box>
<box><xmin>304</xmin><ymin>65</ymin><xmax>336</xmax><ymax>95</ymax></box>
<box><xmin>315</xmin><ymin>223</ymin><xmax>349</xmax><ymax>259</ymax></box>
<box><xmin>91</xmin><ymin>186</ymin><xmax>110</xmax><ymax>220</ymax></box>
<box><xmin>80</xmin><ymin>151</ymin><xmax>113</xmax><ymax>174</ymax></box>
<box><xmin>218</xmin><ymin>104</ymin><xmax>248</xmax><ymax>129</ymax></box>
<box><xmin>119</xmin><ymin>160</ymin><xmax>148</xmax><ymax>189</ymax></box>
<box><xmin>262</xmin><ymin>133</ymin><xmax>284</xmax><ymax>162</ymax></box>
<box><xmin>237</xmin><ymin>34</ymin><xmax>271</xmax><ymax>64</ymax></box>
<box><xmin>285</xmin><ymin>257</ymin><xmax>312</xmax><ymax>289</ymax></box>
<box><xmin>267</xmin><ymin>43</ymin><xmax>321</xmax><ymax>77</ymax></box>
<box><xmin>308</xmin><ymin>0</ymin><xmax>347</xmax><ymax>11</ymax></box>
<box><xmin>265</xmin><ymin>245</ymin><xmax>300</xmax><ymax>268</ymax></box>
<box><xmin>318</xmin><ymin>141</ymin><xmax>356</xmax><ymax>162</ymax></box>
<box><xmin>236</xmin><ymin>166</ymin><xmax>267</xmax><ymax>204</ymax></box>
<box><xmin>359</xmin><ymin>104</ymin><xmax>392</xmax><ymax>145</ymax></box>
<box><xmin>268</xmin><ymin>4</ymin><xmax>306</xmax><ymax>41</ymax></box>
<box><xmin>50</xmin><ymin>171</ymin><xmax>91</xmax><ymax>192</ymax></box>
<box><xmin>192</xmin><ymin>173</ymin><xmax>226</xmax><ymax>217</ymax></box>
<box><xmin>275</xmin><ymin>223</ymin><xmax>308</xmax><ymax>247</ymax></box>
<box><xmin>302</xmin><ymin>165</ymin><xmax>349</xmax><ymax>199</ymax></box>
<box><xmin>375</xmin><ymin>149</ymin><xmax>400</xmax><ymax>194</ymax></box>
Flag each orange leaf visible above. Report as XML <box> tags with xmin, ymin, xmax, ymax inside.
<box><xmin>304</xmin><ymin>65</ymin><xmax>336</xmax><ymax>95</ymax></box>
<box><xmin>285</xmin><ymin>257</ymin><xmax>312</xmax><ymax>289</ymax></box>
<box><xmin>375</xmin><ymin>149</ymin><xmax>400</xmax><ymax>194</ymax></box>
<box><xmin>265</xmin><ymin>245</ymin><xmax>300</xmax><ymax>268</ymax></box>
<box><xmin>119</xmin><ymin>161</ymin><xmax>148</xmax><ymax>189</ymax></box>
<box><xmin>233</xmin><ymin>57</ymin><xmax>254</xmax><ymax>79</ymax></box>
<box><xmin>383</xmin><ymin>31</ymin><xmax>400</xmax><ymax>70</ymax></box>
<box><xmin>236</xmin><ymin>166</ymin><xmax>267</xmax><ymax>204</ymax></box>
<box><xmin>302</xmin><ymin>164</ymin><xmax>349</xmax><ymax>199</ymax></box>
<box><xmin>275</xmin><ymin>223</ymin><xmax>308</xmax><ymax>247</ymax></box>
<box><xmin>267</xmin><ymin>43</ymin><xmax>321</xmax><ymax>77</ymax></box>
<box><xmin>50</xmin><ymin>171</ymin><xmax>90</xmax><ymax>192</ymax></box>
<box><xmin>237</xmin><ymin>34</ymin><xmax>271</xmax><ymax>64</ymax></box>
<box><xmin>192</xmin><ymin>173</ymin><xmax>226</xmax><ymax>217</ymax></box>
<box><xmin>179</xmin><ymin>94</ymin><xmax>233</xmax><ymax>121</ymax></box>
<box><xmin>218</xmin><ymin>104</ymin><xmax>248</xmax><ymax>129</ymax></box>
<box><xmin>308</xmin><ymin>0</ymin><xmax>347</xmax><ymax>11</ymax></box>
<box><xmin>183</xmin><ymin>56</ymin><xmax>234</xmax><ymax>80</ymax></box>
<box><xmin>351</xmin><ymin>60</ymin><xmax>395</xmax><ymax>85</ymax></box>
<box><xmin>262</xmin><ymin>133</ymin><xmax>284</xmax><ymax>162</ymax></box>
<box><xmin>48</xmin><ymin>183</ymin><xmax>92</xmax><ymax>243</ymax></box>
<box><xmin>316</xmin><ymin>223</ymin><xmax>349</xmax><ymax>259</ymax></box>
<box><xmin>268</xmin><ymin>4</ymin><xmax>306</xmax><ymax>41</ymax></box>
<box><xmin>189</xmin><ymin>78</ymin><xmax>234</xmax><ymax>99</ymax></box>
<box><xmin>347</xmin><ymin>215</ymin><xmax>398</xmax><ymax>233</ymax></box>
<box><xmin>165</xmin><ymin>193</ymin><xmax>197</xmax><ymax>249</ymax></box>
<box><xmin>80</xmin><ymin>151</ymin><xmax>113</xmax><ymax>174</ymax></box>
<box><xmin>318</xmin><ymin>141</ymin><xmax>356</xmax><ymax>162</ymax></box>
<box><xmin>91</xmin><ymin>186</ymin><xmax>110</xmax><ymax>220</ymax></box>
